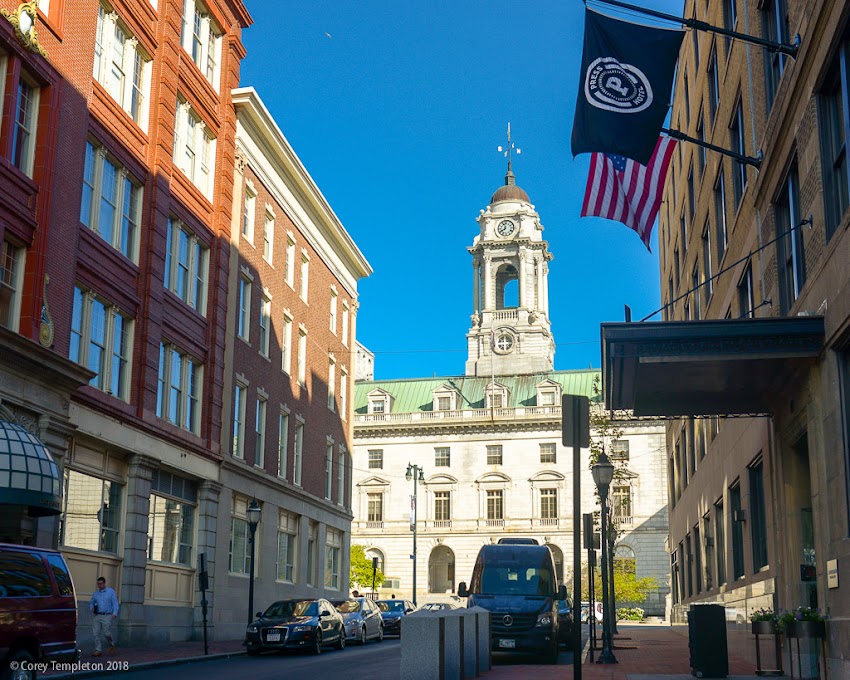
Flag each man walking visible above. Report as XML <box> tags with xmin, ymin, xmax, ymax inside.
<box><xmin>89</xmin><ymin>576</ymin><xmax>119</xmax><ymax>656</ymax></box>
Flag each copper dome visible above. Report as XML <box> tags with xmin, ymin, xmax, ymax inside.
<box><xmin>490</xmin><ymin>165</ymin><xmax>530</xmax><ymax>204</ymax></box>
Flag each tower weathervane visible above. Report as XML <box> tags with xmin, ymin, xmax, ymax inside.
<box><xmin>496</xmin><ymin>122</ymin><xmax>521</xmax><ymax>175</ymax></box>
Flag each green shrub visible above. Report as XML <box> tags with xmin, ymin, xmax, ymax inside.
<box><xmin>617</xmin><ymin>607</ymin><xmax>644</xmax><ymax>621</ymax></box>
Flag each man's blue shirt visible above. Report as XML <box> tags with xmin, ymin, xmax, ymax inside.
<box><xmin>90</xmin><ymin>587</ymin><xmax>120</xmax><ymax>616</ymax></box>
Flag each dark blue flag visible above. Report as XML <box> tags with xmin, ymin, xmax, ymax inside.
<box><xmin>571</xmin><ymin>8</ymin><xmax>684</xmax><ymax>165</ymax></box>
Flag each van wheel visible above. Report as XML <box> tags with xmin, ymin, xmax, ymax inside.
<box><xmin>5</xmin><ymin>649</ymin><xmax>36</xmax><ymax>680</ymax></box>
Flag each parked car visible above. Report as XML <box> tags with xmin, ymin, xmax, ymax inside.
<box><xmin>580</xmin><ymin>601</ymin><xmax>590</xmax><ymax>623</ymax></box>
<box><xmin>0</xmin><ymin>543</ymin><xmax>79</xmax><ymax>680</ymax></box>
<box><xmin>330</xmin><ymin>597</ymin><xmax>384</xmax><ymax>644</ymax></box>
<box><xmin>245</xmin><ymin>599</ymin><xmax>346</xmax><ymax>655</ymax></box>
<box><xmin>557</xmin><ymin>599</ymin><xmax>574</xmax><ymax>645</ymax></box>
<box><xmin>418</xmin><ymin>602</ymin><xmax>459</xmax><ymax>611</ymax></box>
<box><xmin>375</xmin><ymin>599</ymin><xmax>415</xmax><ymax>637</ymax></box>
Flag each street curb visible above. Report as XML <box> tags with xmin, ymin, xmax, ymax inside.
<box><xmin>47</xmin><ymin>650</ymin><xmax>248</xmax><ymax>680</ymax></box>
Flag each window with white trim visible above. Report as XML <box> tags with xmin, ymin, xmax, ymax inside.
<box><xmin>259</xmin><ymin>294</ymin><xmax>271</xmax><ymax>357</ymax></box>
<box><xmin>329</xmin><ymin>287</ymin><xmax>338</xmax><ymax>333</ymax></box>
<box><xmin>237</xmin><ymin>275</ymin><xmax>251</xmax><ymax>341</ymax></box>
<box><xmin>254</xmin><ymin>396</ymin><xmax>267</xmax><ymax>468</ymax></box>
<box><xmin>337</xmin><ymin>447</ymin><xmax>345</xmax><ymax>506</ymax></box>
<box><xmin>173</xmin><ymin>98</ymin><xmax>216</xmax><ymax>198</ymax></box>
<box><xmin>277</xmin><ymin>410</ymin><xmax>289</xmax><ymax>479</ymax></box>
<box><xmin>11</xmin><ymin>72</ymin><xmax>40</xmax><ymax>178</ymax></box>
<box><xmin>277</xmin><ymin>511</ymin><xmax>297</xmax><ymax>582</ymax></box>
<box><xmin>229</xmin><ymin>496</ymin><xmax>256</xmax><ymax>575</ymax></box>
<box><xmin>486</xmin><ymin>490</ymin><xmax>504</xmax><ymax>520</ymax></box>
<box><xmin>486</xmin><ymin>445</ymin><xmax>502</xmax><ymax>465</ymax></box>
<box><xmin>164</xmin><ymin>218</ymin><xmax>208</xmax><ymax>313</ymax></box>
<box><xmin>93</xmin><ymin>6</ymin><xmax>152</xmax><ymax>127</ymax></box>
<box><xmin>300</xmin><ymin>250</ymin><xmax>309</xmax><ymax>302</ymax></box>
<box><xmin>156</xmin><ymin>342</ymin><xmax>203</xmax><ymax>433</ymax></box>
<box><xmin>242</xmin><ymin>183</ymin><xmax>255</xmax><ymax>243</ymax></box>
<box><xmin>325</xmin><ymin>528</ymin><xmax>341</xmax><ymax>589</ymax></box>
<box><xmin>325</xmin><ymin>442</ymin><xmax>333</xmax><ymax>499</ymax></box>
<box><xmin>70</xmin><ymin>286</ymin><xmax>134</xmax><ymax>401</ymax></box>
<box><xmin>540</xmin><ymin>488</ymin><xmax>558</xmax><ymax>519</ymax></box>
<box><xmin>540</xmin><ymin>442</ymin><xmax>556</xmax><ymax>464</ymax></box>
<box><xmin>294</xmin><ymin>420</ymin><xmax>303</xmax><ymax>485</ymax></box>
<box><xmin>232</xmin><ymin>382</ymin><xmax>246</xmax><ymax>458</ymax></box>
<box><xmin>341</xmin><ymin>301</ymin><xmax>350</xmax><ymax>347</ymax></box>
<box><xmin>328</xmin><ymin>355</ymin><xmax>336</xmax><ymax>410</ymax></box>
<box><xmin>285</xmin><ymin>236</ymin><xmax>295</xmax><ymax>287</ymax></box>
<box><xmin>340</xmin><ymin>369</ymin><xmax>348</xmax><ymax>420</ymax></box>
<box><xmin>282</xmin><ymin>312</ymin><xmax>292</xmax><ymax>374</ymax></box>
<box><xmin>297</xmin><ymin>328</ymin><xmax>307</xmax><ymax>386</ymax></box>
<box><xmin>435</xmin><ymin>447</ymin><xmax>450</xmax><ymax>467</ymax></box>
<box><xmin>368</xmin><ymin>450</ymin><xmax>383</xmax><ymax>469</ymax></box>
<box><xmin>367</xmin><ymin>492</ymin><xmax>383</xmax><ymax>522</ymax></box>
<box><xmin>0</xmin><ymin>240</ymin><xmax>25</xmax><ymax>332</ymax></box>
<box><xmin>80</xmin><ymin>140</ymin><xmax>142</xmax><ymax>261</ymax></box>
<box><xmin>180</xmin><ymin>0</ymin><xmax>222</xmax><ymax>89</ymax></box>
<box><xmin>263</xmin><ymin>210</ymin><xmax>274</xmax><ymax>263</ymax></box>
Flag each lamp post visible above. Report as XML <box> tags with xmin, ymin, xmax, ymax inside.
<box><xmin>405</xmin><ymin>463</ymin><xmax>425</xmax><ymax>606</ymax></box>
<box><xmin>246</xmin><ymin>499</ymin><xmax>262</xmax><ymax>624</ymax></box>
<box><xmin>592</xmin><ymin>451</ymin><xmax>617</xmax><ymax>664</ymax></box>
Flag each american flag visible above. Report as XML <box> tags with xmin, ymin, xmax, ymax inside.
<box><xmin>580</xmin><ymin>136</ymin><xmax>676</xmax><ymax>252</ymax></box>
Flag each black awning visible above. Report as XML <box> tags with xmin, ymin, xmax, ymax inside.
<box><xmin>601</xmin><ymin>317</ymin><xmax>824</xmax><ymax>417</ymax></box>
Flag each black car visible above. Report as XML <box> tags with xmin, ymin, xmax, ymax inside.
<box><xmin>375</xmin><ymin>599</ymin><xmax>414</xmax><ymax>637</ymax></box>
<box><xmin>557</xmin><ymin>599</ymin><xmax>574</xmax><ymax>645</ymax></box>
<box><xmin>245</xmin><ymin>599</ymin><xmax>346</xmax><ymax>655</ymax></box>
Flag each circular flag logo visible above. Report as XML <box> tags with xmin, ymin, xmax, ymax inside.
<box><xmin>584</xmin><ymin>57</ymin><xmax>653</xmax><ymax>113</ymax></box>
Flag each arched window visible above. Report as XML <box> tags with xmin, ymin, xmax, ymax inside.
<box><xmin>614</xmin><ymin>544</ymin><xmax>636</xmax><ymax>576</ymax></box>
<box><xmin>365</xmin><ymin>547</ymin><xmax>385</xmax><ymax>575</ymax></box>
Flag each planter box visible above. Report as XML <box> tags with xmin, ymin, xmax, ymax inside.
<box><xmin>785</xmin><ymin>620</ymin><xmax>826</xmax><ymax>639</ymax></box>
<box><xmin>751</xmin><ymin>620</ymin><xmax>778</xmax><ymax>635</ymax></box>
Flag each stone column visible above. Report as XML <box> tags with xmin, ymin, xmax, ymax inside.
<box><xmin>472</xmin><ymin>259</ymin><xmax>479</xmax><ymax>314</ymax></box>
<box><xmin>193</xmin><ymin>480</ymin><xmax>221</xmax><ymax>642</ymax></box>
<box><xmin>36</xmin><ymin>414</ymin><xmax>76</xmax><ymax>549</ymax></box>
<box><xmin>120</xmin><ymin>454</ymin><xmax>156</xmax><ymax>645</ymax></box>
<box><xmin>482</xmin><ymin>256</ymin><xmax>492</xmax><ymax>313</ymax></box>
<box><xmin>518</xmin><ymin>250</ymin><xmax>527</xmax><ymax>309</ymax></box>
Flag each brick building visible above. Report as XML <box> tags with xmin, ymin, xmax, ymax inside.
<box><xmin>601</xmin><ymin>0</ymin><xmax>850</xmax><ymax>674</ymax></box>
<box><xmin>0</xmin><ymin>0</ymin><xmax>369</xmax><ymax>646</ymax></box>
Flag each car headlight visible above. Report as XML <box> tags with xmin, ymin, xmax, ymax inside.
<box><xmin>247</xmin><ymin>625</ymin><xmax>259</xmax><ymax>633</ymax></box>
<box><xmin>536</xmin><ymin>614</ymin><xmax>553</xmax><ymax>627</ymax></box>
<box><xmin>292</xmin><ymin>625</ymin><xmax>313</xmax><ymax>632</ymax></box>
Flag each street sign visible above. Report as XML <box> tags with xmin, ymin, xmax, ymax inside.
<box><xmin>562</xmin><ymin>394</ymin><xmax>590</xmax><ymax>448</ymax></box>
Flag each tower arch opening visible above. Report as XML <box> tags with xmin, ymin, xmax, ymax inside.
<box><xmin>495</xmin><ymin>264</ymin><xmax>518</xmax><ymax>310</ymax></box>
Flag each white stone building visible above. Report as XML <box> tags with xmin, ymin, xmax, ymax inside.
<box><xmin>351</xmin><ymin>166</ymin><xmax>670</xmax><ymax>614</ymax></box>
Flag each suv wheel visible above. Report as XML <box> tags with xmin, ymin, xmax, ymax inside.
<box><xmin>6</xmin><ymin>650</ymin><xmax>36</xmax><ymax>680</ymax></box>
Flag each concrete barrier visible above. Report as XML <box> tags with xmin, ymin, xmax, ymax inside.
<box><xmin>400</xmin><ymin>607</ymin><xmax>490</xmax><ymax>679</ymax></box>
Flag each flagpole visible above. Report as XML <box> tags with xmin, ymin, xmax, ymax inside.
<box><xmin>637</xmin><ymin>216</ymin><xmax>813</xmax><ymax>322</ymax></box>
<box><xmin>661</xmin><ymin>127</ymin><xmax>762</xmax><ymax>169</ymax></box>
<box><xmin>589</xmin><ymin>0</ymin><xmax>800</xmax><ymax>58</ymax></box>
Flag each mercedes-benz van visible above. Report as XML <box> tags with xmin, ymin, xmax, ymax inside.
<box><xmin>458</xmin><ymin>543</ymin><xmax>565</xmax><ymax>664</ymax></box>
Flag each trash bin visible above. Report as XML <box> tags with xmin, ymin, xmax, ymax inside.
<box><xmin>688</xmin><ymin>604</ymin><xmax>728</xmax><ymax>678</ymax></box>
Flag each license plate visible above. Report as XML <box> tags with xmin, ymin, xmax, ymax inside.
<box><xmin>266</xmin><ymin>632</ymin><xmax>281</xmax><ymax>642</ymax></box>
<box><xmin>499</xmin><ymin>639</ymin><xmax>516</xmax><ymax>649</ymax></box>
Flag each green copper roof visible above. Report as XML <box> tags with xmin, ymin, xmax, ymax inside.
<box><xmin>354</xmin><ymin>370</ymin><xmax>601</xmax><ymax>414</ymax></box>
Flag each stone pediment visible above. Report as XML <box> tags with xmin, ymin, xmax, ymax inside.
<box><xmin>426</xmin><ymin>474</ymin><xmax>458</xmax><ymax>485</ymax></box>
<box><xmin>476</xmin><ymin>472</ymin><xmax>511</xmax><ymax>484</ymax></box>
<box><xmin>529</xmin><ymin>470</ymin><xmax>565</xmax><ymax>482</ymax></box>
<box><xmin>356</xmin><ymin>475</ymin><xmax>391</xmax><ymax>487</ymax></box>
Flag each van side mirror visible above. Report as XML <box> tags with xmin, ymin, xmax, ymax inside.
<box><xmin>458</xmin><ymin>582</ymin><xmax>469</xmax><ymax>597</ymax></box>
<box><xmin>558</xmin><ymin>585</ymin><xmax>567</xmax><ymax>600</ymax></box>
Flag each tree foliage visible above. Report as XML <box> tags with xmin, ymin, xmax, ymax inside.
<box><xmin>350</xmin><ymin>544</ymin><xmax>385</xmax><ymax>590</ymax></box>
<box><xmin>579</xmin><ymin>559</ymin><xmax>659</xmax><ymax>606</ymax></box>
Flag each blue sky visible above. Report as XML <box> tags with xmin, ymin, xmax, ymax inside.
<box><xmin>240</xmin><ymin>0</ymin><xmax>684</xmax><ymax>380</ymax></box>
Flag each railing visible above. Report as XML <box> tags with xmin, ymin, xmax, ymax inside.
<box><xmin>492</xmin><ymin>310</ymin><xmax>519</xmax><ymax>321</ymax></box>
<box><xmin>432</xmin><ymin>520</ymin><xmax>452</xmax><ymax>529</ymax></box>
<box><xmin>614</xmin><ymin>515</ymin><xmax>633</xmax><ymax>526</ymax></box>
<box><xmin>366</xmin><ymin>521</ymin><xmax>384</xmax><ymax>529</ymax></box>
<box><xmin>485</xmin><ymin>519</ymin><xmax>505</xmax><ymax>528</ymax></box>
<box><xmin>536</xmin><ymin>518</ymin><xmax>559</xmax><ymax>527</ymax></box>
<box><xmin>355</xmin><ymin>404</ymin><xmax>563</xmax><ymax>425</ymax></box>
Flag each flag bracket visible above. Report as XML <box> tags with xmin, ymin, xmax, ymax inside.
<box><xmin>661</xmin><ymin>127</ymin><xmax>762</xmax><ymax>169</ymax></box>
<box><xmin>590</xmin><ymin>0</ymin><xmax>801</xmax><ymax>59</ymax></box>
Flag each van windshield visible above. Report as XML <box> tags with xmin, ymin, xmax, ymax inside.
<box><xmin>477</xmin><ymin>563</ymin><xmax>554</xmax><ymax>596</ymax></box>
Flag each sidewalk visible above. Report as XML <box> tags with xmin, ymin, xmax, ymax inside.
<box><xmin>487</xmin><ymin>622</ymin><xmax>760</xmax><ymax>680</ymax></box>
<box><xmin>44</xmin><ymin>639</ymin><xmax>246</xmax><ymax>679</ymax></box>
<box><xmin>44</xmin><ymin>622</ymin><xmax>760</xmax><ymax>679</ymax></box>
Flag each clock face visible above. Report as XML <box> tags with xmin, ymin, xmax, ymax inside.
<box><xmin>496</xmin><ymin>219</ymin><xmax>516</xmax><ymax>237</ymax></box>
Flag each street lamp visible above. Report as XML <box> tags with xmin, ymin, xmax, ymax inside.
<box><xmin>246</xmin><ymin>499</ymin><xmax>262</xmax><ymax>625</ymax></box>
<box><xmin>592</xmin><ymin>451</ymin><xmax>617</xmax><ymax>664</ymax></box>
<box><xmin>405</xmin><ymin>463</ymin><xmax>425</xmax><ymax>606</ymax></box>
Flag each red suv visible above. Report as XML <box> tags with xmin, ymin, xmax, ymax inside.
<box><xmin>0</xmin><ymin>544</ymin><xmax>79</xmax><ymax>679</ymax></box>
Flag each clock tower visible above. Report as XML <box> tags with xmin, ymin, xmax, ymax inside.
<box><xmin>465</xmin><ymin>162</ymin><xmax>555</xmax><ymax>376</ymax></box>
